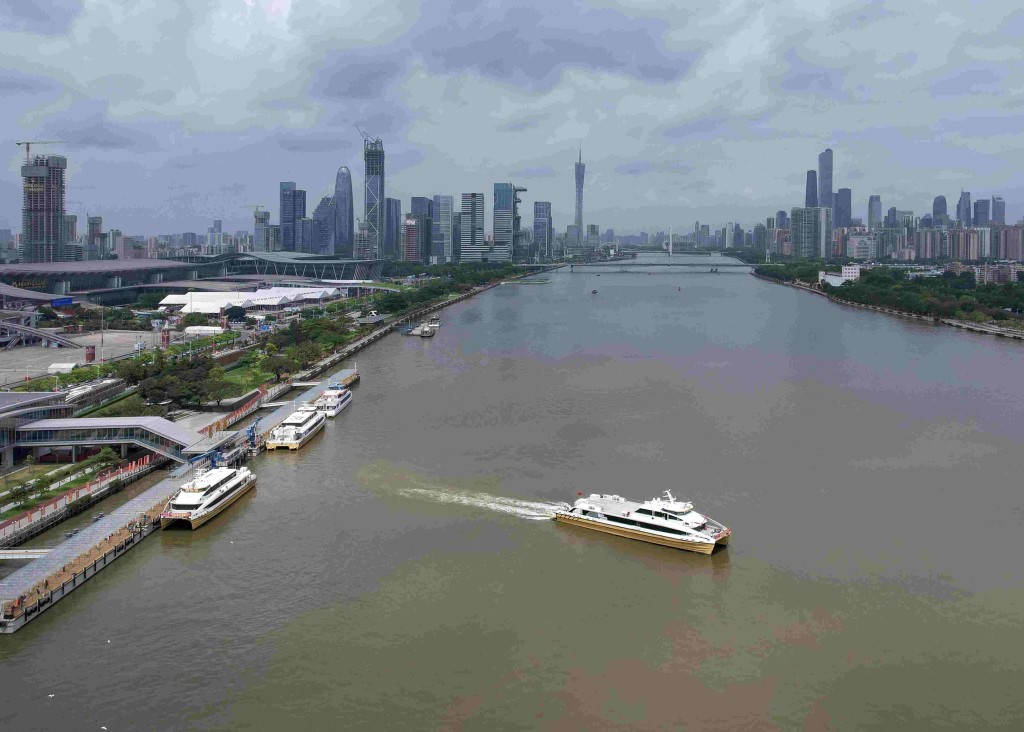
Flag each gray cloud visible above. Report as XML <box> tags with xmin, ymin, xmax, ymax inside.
<box><xmin>0</xmin><ymin>1</ymin><xmax>82</xmax><ymax>35</ymax></box>
<box><xmin>2</xmin><ymin>0</ymin><xmax>1024</xmax><ymax>234</ymax></box>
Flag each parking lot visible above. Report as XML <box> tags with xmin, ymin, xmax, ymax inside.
<box><xmin>0</xmin><ymin>330</ymin><xmax>162</xmax><ymax>386</ymax></box>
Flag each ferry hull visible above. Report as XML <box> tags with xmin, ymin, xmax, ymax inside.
<box><xmin>161</xmin><ymin>476</ymin><xmax>256</xmax><ymax>530</ymax></box>
<box><xmin>554</xmin><ymin>512</ymin><xmax>727</xmax><ymax>555</ymax></box>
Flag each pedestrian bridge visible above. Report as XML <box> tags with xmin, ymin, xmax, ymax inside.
<box><xmin>15</xmin><ymin>417</ymin><xmax>233</xmax><ymax>463</ymax></box>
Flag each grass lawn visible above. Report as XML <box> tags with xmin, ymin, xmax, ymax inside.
<box><xmin>224</xmin><ymin>366</ymin><xmax>273</xmax><ymax>394</ymax></box>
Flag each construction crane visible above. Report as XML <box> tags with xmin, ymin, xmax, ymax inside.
<box><xmin>15</xmin><ymin>141</ymin><xmax>66</xmax><ymax>165</ymax></box>
<box><xmin>355</xmin><ymin>125</ymin><xmax>371</xmax><ymax>142</ymax></box>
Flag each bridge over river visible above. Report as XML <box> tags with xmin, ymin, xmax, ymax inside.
<box><xmin>570</xmin><ymin>261</ymin><xmax>753</xmax><ymax>268</ymax></box>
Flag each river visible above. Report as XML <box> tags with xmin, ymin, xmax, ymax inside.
<box><xmin>2</xmin><ymin>254</ymin><xmax>1023</xmax><ymax>729</ymax></box>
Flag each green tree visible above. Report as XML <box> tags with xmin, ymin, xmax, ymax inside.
<box><xmin>224</xmin><ymin>305</ymin><xmax>247</xmax><ymax>322</ymax></box>
<box><xmin>261</xmin><ymin>355</ymin><xmax>297</xmax><ymax>382</ymax></box>
<box><xmin>292</xmin><ymin>341</ymin><xmax>322</xmax><ymax>368</ymax></box>
<box><xmin>178</xmin><ymin>313</ymin><xmax>209</xmax><ymax>330</ymax></box>
<box><xmin>205</xmin><ymin>367</ymin><xmax>234</xmax><ymax>406</ymax></box>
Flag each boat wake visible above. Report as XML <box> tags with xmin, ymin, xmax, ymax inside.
<box><xmin>396</xmin><ymin>487</ymin><xmax>569</xmax><ymax>521</ymax></box>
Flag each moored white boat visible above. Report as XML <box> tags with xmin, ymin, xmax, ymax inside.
<box><xmin>160</xmin><ymin>467</ymin><xmax>257</xmax><ymax>529</ymax></box>
<box><xmin>314</xmin><ymin>385</ymin><xmax>353</xmax><ymax>417</ymax></box>
<box><xmin>266</xmin><ymin>402</ymin><xmax>326</xmax><ymax>449</ymax></box>
<box><xmin>554</xmin><ymin>491</ymin><xmax>730</xmax><ymax>554</ymax></box>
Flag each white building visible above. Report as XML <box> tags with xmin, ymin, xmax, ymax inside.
<box><xmin>819</xmin><ymin>265</ymin><xmax>861</xmax><ymax>287</ymax></box>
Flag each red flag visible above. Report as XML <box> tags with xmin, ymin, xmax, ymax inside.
<box><xmin>577</xmin><ymin>492</ymin><xmax>582</xmax><ymax>496</ymax></box>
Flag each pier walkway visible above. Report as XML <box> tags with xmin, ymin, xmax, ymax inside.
<box><xmin>0</xmin><ymin>461</ymin><xmax>203</xmax><ymax>630</ymax></box>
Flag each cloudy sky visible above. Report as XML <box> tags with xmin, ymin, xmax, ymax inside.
<box><xmin>2</xmin><ymin>0</ymin><xmax>1023</xmax><ymax>236</ymax></box>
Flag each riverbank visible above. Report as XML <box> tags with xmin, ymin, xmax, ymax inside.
<box><xmin>751</xmin><ymin>272</ymin><xmax>1024</xmax><ymax>340</ymax></box>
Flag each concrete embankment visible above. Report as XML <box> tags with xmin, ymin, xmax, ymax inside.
<box><xmin>751</xmin><ymin>271</ymin><xmax>1024</xmax><ymax>340</ymax></box>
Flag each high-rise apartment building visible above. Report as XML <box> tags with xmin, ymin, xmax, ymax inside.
<box><xmin>992</xmin><ymin>196</ymin><xmax>1006</xmax><ymax>226</ymax></box>
<box><xmin>460</xmin><ymin>193</ymin><xmax>486</xmax><ymax>261</ymax></box>
<box><xmin>818</xmin><ymin>148</ymin><xmax>833</xmax><ymax>210</ymax></box>
<box><xmin>432</xmin><ymin>195</ymin><xmax>453</xmax><ymax>263</ymax></box>
<box><xmin>364</xmin><ymin>137</ymin><xmax>385</xmax><ymax>258</ymax></box>
<box><xmin>87</xmin><ymin>215</ymin><xmax>102</xmax><ymax>259</ymax></box>
<box><xmin>868</xmin><ymin>195</ymin><xmax>882</xmax><ymax>230</ymax></box>
<box><xmin>333</xmin><ymin>166</ymin><xmax>354</xmax><ymax>257</ymax></box>
<box><xmin>20</xmin><ymin>155</ymin><xmax>67</xmax><ymax>263</ymax></box>
<box><xmin>791</xmin><ymin>207</ymin><xmax>833</xmax><ymax>258</ymax></box>
<box><xmin>533</xmin><ymin>201</ymin><xmax>553</xmax><ymax>259</ymax></box>
<box><xmin>835</xmin><ymin>188</ymin><xmax>852</xmax><ymax>228</ymax></box>
<box><xmin>805</xmin><ymin>171</ymin><xmax>818</xmax><ymax>208</ymax></box>
<box><xmin>957</xmin><ymin>191</ymin><xmax>972</xmax><ymax>227</ymax></box>
<box><xmin>383</xmin><ymin>197</ymin><xmax>401</xmax><ymax>260</ymax></box>
<box><xmin>64</xmin><ymin>214</ymin><xmax>77</xmax><ymax>242</ymax></box>
<box><xmin>973</xmin><ymin>199</ymin><xmax>991</xmax><ymax>227</ymax></box>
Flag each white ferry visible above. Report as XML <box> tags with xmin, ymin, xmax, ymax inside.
<box><xmin>314</xmin><ymin>385</ymin><xmax>353</xmax><ymax>417</ymax></box>
<box><xmin>160</xmin><ymin>467</ymin><xmax>256</xmax><ymax>529</ymax></box>
<box><xmin>266</xmin><ymin>402</ymin><xmax>326</xmax><ymax>450</ymax></box>
<box><xmin>554</xmin><ymin>491</ymin><xmax>730</xmax><ymax>554</ymax></box>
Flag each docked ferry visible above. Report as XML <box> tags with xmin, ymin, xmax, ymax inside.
<box><xmin>160</xmin><ymin>467</ymin><xmax>257</xmax><ymax>529</ymax></box>
<box><xmin>314</xmin><ymin>385</ymin><xmax>353</xmax><ymax>417</ymax></box>
<box><xmin>266</xmin><ymin>403</ymin><xmax>326</xmax><ymax>449</ymax></box>
<box><xmin>554</xmin><ymin>491</ymin><xmax>730</xmax><ymax>554</ymax></box>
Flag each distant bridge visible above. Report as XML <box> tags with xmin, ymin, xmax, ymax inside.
<box><xmin>570</xmin><ymin>262</ymin><xmax>753</xmax><ymax>269</ymax></box>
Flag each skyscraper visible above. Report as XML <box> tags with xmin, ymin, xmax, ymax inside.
<box><xmin>493</xmin><ymin>183</ymin><xmax>514</xmax><ymax>261</ymax></box>
<box><xmin>383</xmin><ymin>197</ymin><xmax>401</xmax><ymax>261</ymax></box>
<box><xmin>992</xmin><ymin>196</ymin><xmax>1006</xmax><ymax>225</ymax></box>
<box><xmin>402</xmin><ymin>214</ymin><xmax>430</xmax><ymax>263</ymax></box>
<box><xmin>973</xmin><ymin>199</ymin><xmax>990</xmax><ymax>227</ymax></box>
<box><xmin>791</xmin><ymin>207</ymin><xmax>833</xmax><ymax>258</ymax></box>
<box><xmin>363</xmin><ymin>137</ymin><xmax>385</xmax><ymax>258</ymax></box>
<box><xmin>574</xmin><ymin>147</ymin><xmax>585</xmax><ymax>239</ymax></box>
<box><xmin>333</xmin><ymin>166</ymin><xmax>354</xmax><ymax>257</ymax></box>
<box><xmin>86</xmin><ymin>215</ymin><xmax>103</xmax><ymax>259</ymax></box>
<box><xmin>432</xmin><ymin>195</ymin><xmax>453</xmax><ymax>264</ymax></box>
<box><xmin>410</xmin><ymin>198</ymin><xmax>435</xmax><ymax>262</ymax></box>
<box><xmin>20</xmin><ymin>154</ymin><xmax>67</xmax><ymax>263</ymax></box>
<box><xmin>533</xmin><ymin>201</ymin><xmax>553</xmax><ymax>260</ymax></box>
<box><xmin>452</xmin><ymin>212</ymin><xmax>462</xmax><ymax>262</ymax></box>
<box><xmin>253</xmin><ymin>209</ymin><xmax>270</xmax><ymax>251</ymax></box>
<box><xmin>957</xmin><ymin>191</ymin><xmax>972</xmax><ymax>227</ymax></box>
<box><xmin>279</xmin><ymin>182</ymin><xmax>305</xmax><ymax>252</ymax></box>
<box><xmin>312</xmin><ymin>196</ymin><xmax>334</xmax><ymax>254</ymax></box>
<box><xmin>775</xmin><ymin>210</ymin><xmax>789</xmax><ymax>229</ymax></box>
<box><xmin>818</xmin><ymin>148</ymin><xmax>833</xmax><ymax>210</ymax></box>
<box><xmin>835</xmin><ymin>188</ymin><xmax>852</xmax><ymax>228</ymax></box>
<box><xmin>805</xmin><ymin>171</ymin><xmax>818</xmax><ymax>208</ymax></box>
<box><xmin>411</xmin><ymin>196</ymin><xmax>434</xmax><ymax>220</ymax></box>
<box><xmin>933</xmin><ymin>195</ymin><xmax>947</xmax><ymax>219</ymax></box>
<box><xmin>460</xmin><ymin>193</ymin><xmax>485</xmax><ymax>261</ymax></box>
<box><xmin>868</xmin><ymin>195</ymin><xmax>882</xmax><ymax>230</ymax></box>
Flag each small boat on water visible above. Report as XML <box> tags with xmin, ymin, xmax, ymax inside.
<box><xmin>419</xmin><ymin>324</ymin><xmax>437</xmax><ymax>337</ymax></box>
<box><xmin>554</xmin><ymin>490</ymin><xmax>730</xmax><ymax>555</ymax></box>
<box><xmin>160</xmin><ymin>467</ymin><xmax>257</xmax><ymax>530</ymax></box>
<box><xmin>266</xmin><ymin>402</ymin><xmax>326</xmax><ymax>450</ymax></box>
<box><xmin>591</xmin><ymin>289</ymin><xmax>598</xmax><ymax>294</ymax></box>
<box><xmin>401</xmin><ymin>324</ymin><xmax>416</xmax><ymax>335</ymax></box>
<box><xmin>314</xmin><ymin>385</ymin><xmax>353</xmax><ymax>417</ymax></box>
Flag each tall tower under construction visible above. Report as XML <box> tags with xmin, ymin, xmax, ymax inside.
<box><xmin>363</xmin><ymin>137</ymin><xmax>385</xmax><ymax>259</ymax></box>
<box><xmin>574</xmin><ymin>147</ymin><xmax>585</xmax><ymax>247</ymax></box>
<box><xmin>21</xmin><ymin>155</ymin><xmax>67</xmax><ymax>263</ymax></box>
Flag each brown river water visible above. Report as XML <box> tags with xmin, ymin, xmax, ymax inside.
<box><xmin>2</xmin><ymin>254</ymin><xmax>1023</xmax><ymax>730</ymax></box>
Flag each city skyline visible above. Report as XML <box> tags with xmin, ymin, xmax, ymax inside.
<box><xmin>3</xmin><ymin>2</ymin><xmax>1024</xmax><ymax>234</ymax></box>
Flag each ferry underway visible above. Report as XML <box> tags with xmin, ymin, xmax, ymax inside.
<box><xmin>266</xmin><ymin>403</ymin><xmax>326</xmax><ymax>450</ymax></box>
<box><xmin>314</xmin><ymin>385</ymin><xmax>353</xmax><ymax>417</ymax></box>
<box><xmin>160</xmin><ymin>467</ymin><xmax>257</xmax><ymax>529</ymax></box>
<box><xmin>554</xmin><ymin>491</ymin><xmax>730</xmax><ymax>554</ymax></box>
